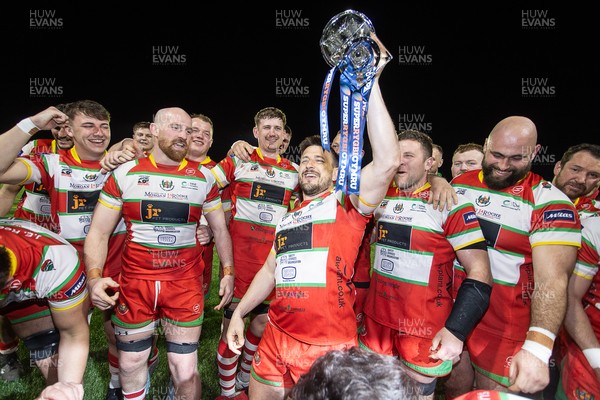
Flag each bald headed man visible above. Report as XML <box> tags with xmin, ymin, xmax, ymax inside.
<box><xmin>445</xmin><ymin>116</ymin><xmax>581</xmax><ymax>397</ymax></box>
<box><xmin>84</xmin><ymin>107</ymin><xmax>234</xmax><ymax>400</ymax></box>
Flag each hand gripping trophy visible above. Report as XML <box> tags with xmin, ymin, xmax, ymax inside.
<box><xmin>319</xmin><ymin>10</ymin><xmax>392</xmax><ymax>195</ymax></box>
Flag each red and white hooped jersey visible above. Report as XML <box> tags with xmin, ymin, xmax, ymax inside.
<box><xmin>17</xmin><ymin>147</ymin><xmax>126</xmax><ymax>253</ymax></box>
<box><xmin>365</xmin><ymin>183</ymin><xmax>485</xmax><ymax>336</ymax></box>
<box><xmin>14</xmin><ymin>139</ymin><xmax>58</xmax><ymax>231</ymax></box>
<box><xmin>452</xmin><ymin>170</ymin><xmax>581</xmax><ymax>340</ymax></box>
<box><xmin>211</xmin><ymin>149</ymin><xmax>299</xmax><ymax>264</ymax></box>
<box><xmin>100</xmin><ymin>155</ymin><xmax>221</xmax><ymax>280</ymax></box>
<box><xmin>269</xmin><ymin>190</ymin><xmax>369</xmax><ymax>345</ymax></box>
<box><xmin>0</xmin><ymin>218</ymin><xmax>87</xmax><ymax>311</ymax></box>
<box><xmin>573</xmin><ymin>214</ymin><xmax>600</xmax><ymax>337</ymax></box>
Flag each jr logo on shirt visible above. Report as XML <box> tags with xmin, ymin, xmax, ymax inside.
<box><xmin>141</xmin><ymin>200</ymin><xmax>189</xmax><ymax>224</ymax></box>
<box><xmin>250</xmin><ymin>182</ymin><xmax>286</xmax><ymax>205</ymax></box>
<box><xmin>276</xmin><ymin>223</ymin><xmax>313</xmax><ymax>255</ymax></box>
<box><xmin>67</xmin><ymin>191</ymin><xmax>100</xmax><ymax>213</ymax></box>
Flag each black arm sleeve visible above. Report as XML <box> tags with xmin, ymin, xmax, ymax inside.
<box><xmin>445</xmin><ymin>278</ymin><xmax>492</xmax><ymax>341</ymax></box>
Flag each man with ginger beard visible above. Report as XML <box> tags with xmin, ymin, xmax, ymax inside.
<box><xmin>83</xmin><ymin>107</ymin><xmax>234</xmax><ymax>400</ymax></box>
<box><xmin>445</xmin><ymin>116</ymin><xmax>581</xmax><ymax>397</ymax></box>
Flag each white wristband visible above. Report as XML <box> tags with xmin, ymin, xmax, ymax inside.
<box><xmin>522</xmin><ymin>339</ymin><xmax>552</xmax><ymax>364</ymax></box>
<box><xmin>583</xmin><ymin>348</ymin><xmax>600</xmax><ymax>369</ymax></box>
<box><xmin>16</xmin><ymin>118</ymin><xmax>40</xmax><ymax>136</ymax></box>
<box><xmin>528</xmin><ymin>326</ymin><xmax>556</xmax><ymax>341</ymax></box>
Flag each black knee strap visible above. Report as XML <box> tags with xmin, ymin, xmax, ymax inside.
<box><xmin>116</xmin><ymin>336</ymin><xmax>153</xmax><ymax>352</ymax></box>
<box><xmin>166</xmin><ymin>341</ymin><xmax>198</xmax><ymax>354</ymax></box>
<box><xmin>419</xmin><ymin>378</ymin><xmax>437</xmax><ymax>396</ymax></box>
<box><xmin>224</xmin><ymin>305</ymin><xmax>234</xmax><ymax>320</ymax></box>
<box><xmin>22</xmin><ymin>329</ymin><xmax>60</xmax><ymax>361</ymax></box>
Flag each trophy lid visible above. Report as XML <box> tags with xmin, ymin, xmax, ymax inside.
<box><xmin>320</xmin><ymin>9</ymin><xmax>376</xmax><ymax>69</ymax></box>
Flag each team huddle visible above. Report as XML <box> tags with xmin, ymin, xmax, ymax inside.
<box><xmin>0</xmin><ymin>55</ymin><xmax>599</xmax><ymax>400</ymax></box>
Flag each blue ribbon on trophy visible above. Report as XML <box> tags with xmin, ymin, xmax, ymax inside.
<box><xmin>319</xmin><ymin>9</ymin><xmax>392</xmax><ymax>195</ymax></box>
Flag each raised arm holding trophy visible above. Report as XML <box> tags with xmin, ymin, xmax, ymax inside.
<box><xmin>319</xmin><ymin>9</ymin><xmax>392</xmax><ymax>194</ymax></box>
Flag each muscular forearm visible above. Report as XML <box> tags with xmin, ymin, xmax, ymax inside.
<box><xmin>82</xmin><ymin>233</ymin><xmax>110</xmax><ymax>274</ymax></box>
<box><xmin>0</xmin><ymin>127</ymin><xmax>33</xmax><ymax>175</ymax></box>
<box><xmin>567</xmin><ymin>304</ymin><xmax>600</xmax><ymax>350</ymax></box>
<box><xmin>365</xmin><ymin>78</ymin><xmax>399</xmax><ymax>177</ymax></box>
<box><xmin>530</xmin><ymin>277</ymin><xmax>568</xmax><ymax>334</ymax></box>
<box><xmin>0</xmin><ymin>184</ymin><xmax>22</xmax><ymax>216</ymax></box>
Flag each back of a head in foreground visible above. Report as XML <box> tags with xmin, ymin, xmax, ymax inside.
<box><xmin>289</xmin><ymin>346</ymin><xmax>420</xmax><ymax>400</ymax></box>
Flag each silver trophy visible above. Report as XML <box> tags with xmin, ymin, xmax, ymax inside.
<box><xmin>320</xmin><ymin>9</ymin><xmax>391</xmax><ymax>89</ymax></box>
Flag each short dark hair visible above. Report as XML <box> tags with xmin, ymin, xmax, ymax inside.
<box><xmin>254</xmin><ymin>107</ymin><xmax>286</xmax><ymax>127</ymax></box>
<box><xmin>453</xmin><ymin>142</ymin><xmax>483</xmax><ymax>157</ymax></box>
<box><xmin>284</xmin><ymin>124</ymin><xmax>292</xmax><ymax>137</ymax></box>
<box><xmin>190</xmin><ymin>113</ymin><xmax>213</xmax><ymax>128</ymax></box>
<box><xmin>299</xmin><ymin>134</ymin><xmax>338</xmax><ymax>168</ymax></box>
<box><xmin>64</xmin><ymin>100</ymin><xmax>110</xmax><ymax>122</ymax></box>
<box><xmin>290</xmin><ymin>347</ymin><xmax>420</xmax><ymax>400</ymax></box>
<box><xmin>560</xmin><ymin>143</ymin><xmax>600</xmax><ymax>166</ymax></box>
<box><xmin>398</xmin><ymin>129</ymin><xmax>433</xmax><ymax>158</ymax></box>
<box><xmin>132</xmin><ymin>121</ymin><xmax>151</xmax><ymax>132</ymax></box>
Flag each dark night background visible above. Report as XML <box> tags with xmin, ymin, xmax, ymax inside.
<box><xmin>1</xmin><ymin>4</ymin><xmax>596</xmax><ymax>180</ymax></box>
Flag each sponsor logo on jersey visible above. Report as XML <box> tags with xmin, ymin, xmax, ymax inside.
<box><xmin>475</xmin><ymin>195</ymin><xmax>491</xmax><ymax>207</ymax></box>
<box><xmin>117</xmin><ymin>302</ymin><xmax>128</xmax><ymax>315</ymax></box>
<box><xmin>393</xmin><ymin>203</ymin><xmax>404</xmax><ymax>214</ymax></box>
<box><xmin>502</xmin><ymin>199</ymin><xmax>521</xmax><ymax>211</ymax></box>
<box><xmin>160</xmin><ymin>180</ymin><xmax>174</xmax><ymax>191</ymax></box>
<box><xmin>83</xmin><ymin>173</ymin><xmax>98</xmax><ymax>182</ymax></box>
<box><xmin>180</xmin><ymin>181</ymin><xmax>198</xmax><ymax>190</ymax></box>
<box><xmin>276</xmin><ymin>223</ymin><xmax>312</xmax><ymax>254</ymax></box>
<box><xmin>281</xmin><ymin>267</ymin><xmax>296</xmax><ymax>279</ymax></box>
<box><xmin>254</xmin><ymin>351</ymin><xmax>261</xmax><ymax>366</ymax></box>
<box><xmin>67</xmin><ymin>190</ymin><xmax>100</xmax><ymax>213</ymax></box>
<box><xmin>157</xmin><ymin>234</ymin><xmax>176</xmax><ymax>245</ymax></box>
<box><xmin>463</xmin><ymin>211</ymin><xmax>477</xmax><ymax>225</ymax></box>
<box><xmin>65</xmin><ymin>272</ymin><xmax>86</xmax><ymax>297</ymax></box>
<box><xmin>410</xmin><ymin>203</ymin><xmax>427</xmax><ymax>213</ymax></box>
<box><xmin>8</xmin><ymin>279</ymin><xmax>22</xmax><ymax>291</ymax></box>
<box><xmin>259</xmin><ymin>212</ymin><xmax>273</xmax><ymax>223</ymax></box>
<box><xmin>185</xmin><ymin>168</ymin><xmax>197</xmax><ymax>176</ymax></box>
<box><xmin>142</xmin><ymin>200</ymin><xmax>189</xmax><ymax>224</ymax></box>
<box><xmin>250</xmin><ymin>182</ymin><xmax>286</xmax><ymax>205</ymax></box>
<box><xmin>61</xmin><ymin>167</ymin><xmax>72</xmax><ymax>176</ymax></box>
<box><xmin>153</xmin><ymin>226</ymin><xmax>181</xmax><ymax>233</ymax></box>
<box><xmin>32</xmin><ymin>182</ymin><xmax>48</xmax><ymax>194</ymax></box>
<box><xmin>137</xmin><ymin>175</ymin><xmax>150</xmax><ymax>185</ymax></box>
<box><xmin>543</xmin><ymin>209</ymin><xmax>576</xmax><ymax>222</ymax></box>
<box><xmin>41</xmin><ymin>259</ymin><xmax>55</xmax><ymax>272</ymax></box>
<box><xmin>511</xmin><ymin>185</ymin><xmax>524</xmax><ymax>195</ymax></box>
<box><xmin>380</xmin><ymin>259</ymin><xmax>394</xmax><ymax>272</ymax></box>
<box><xmin>377</xmin><ymin>221</ymin><xmax>411</xmax><ymax>250</ymax></box>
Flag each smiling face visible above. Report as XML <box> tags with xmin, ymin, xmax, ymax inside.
<box><xmin>152</xmin><ymin>108</ymin><xmax>192</xmax><ymax>164</ymax></box>
<box><xmin>187</xmin><ymin>117</ymin><xmax>213</xmax><ymax>161</ymax></box>
<box><xmin>394</xmin><ymin>139</ymin><xmax>432</xmax><ymax>192</ymax></box>
<box><xmin>451</xmin><ymin>149</ymin><xmax>484</xmax><ymax>178</ymax></box>
<box><xmin>299</xmin><ymin>145</ymin><xmax>336</xmax><ymax>199</ymax></box>
<box><xmin>254</xmin><ymin>117</ymin><xmax>284</xmax><ymax>158</ymax></box>
<box><xmin>51</xmin><ymin>123</ymin><xmax>73</xmax><ymax>150</ymax></box>
<box><xmin>133</xmin><ymin>127</ymin><xmax>154</xmax><ymax>152</ymax></box>
<box><xmin>553</xmin><ymin>150</ymin><xmax>600</xmax><ymax>201</ymax></box>
<box><xmin>67</xmin><ymin>113</ymin><xmax>111</xmax><ymax>160</ymax></box>
<box><xmin>482</xmin><ymin>116</ymin><xmax>539</xmax><ymax>190</ymax></box>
